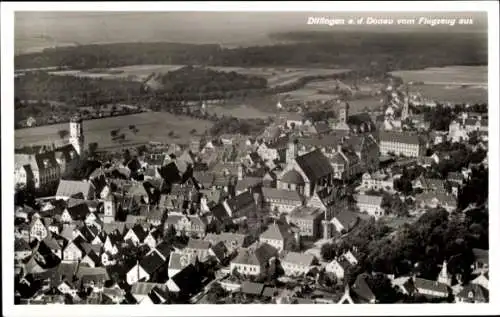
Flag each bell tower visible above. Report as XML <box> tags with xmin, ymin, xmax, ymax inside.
<box><xmin>103</xmin><ymin>195</ymin><xmax>116</xmax><ymax>224</ymax></box>
<box><xmin>339</xmin><ymin>102</ymin><xmax>349</xmax><ymax>124</ymax></box>
<box><xmin>69</xmin><ymin>115</ymin><xmax>84</xmax><ymax>156</ymax></box>
<box><xmin>438</xmin><ymin>260</ymin><xmax>452</xmax><ymax>286</ymax></box>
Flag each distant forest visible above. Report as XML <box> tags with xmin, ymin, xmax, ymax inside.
<box><xmin>15</xmin><ymin>31</ymin><xmax>487</xmax><ymax>71</ymax></box>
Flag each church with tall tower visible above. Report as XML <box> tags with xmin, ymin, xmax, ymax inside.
<box><xmin>69</xmin><ymin>115</ymin><xmax>85</xmax><ymax>156</ymax></box>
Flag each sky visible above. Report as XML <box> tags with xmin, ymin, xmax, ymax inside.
<box><xmin>15</xmin><ymin>11</ymin><xmax>488</xmax><ymax>54</ymax></box>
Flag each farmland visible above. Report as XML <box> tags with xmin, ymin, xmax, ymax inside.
<box><xmin>15</xmin><ymin>112</ymin><xmax>213</xmax><ymax>150</ymax></box>
<box><xmin>390</xmin><ymin>65</ymin><xmax>488</xmax><ymax>103</ymax></box>
<box><xmin>48</xmin><ymin>64</ymin><xmax>351</xmax><ymax>88</ymax></box>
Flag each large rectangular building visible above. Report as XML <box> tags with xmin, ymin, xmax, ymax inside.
<box><xmin>379</xmin><ymin>131</ymin><xmax>425</xmax><ymax>158</ymax></box>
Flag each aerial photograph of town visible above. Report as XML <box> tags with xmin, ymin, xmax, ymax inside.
<box><xmin>6</xmin><ymin>4</ymin><xmax>494</xmax><ymax>309</ymax></box>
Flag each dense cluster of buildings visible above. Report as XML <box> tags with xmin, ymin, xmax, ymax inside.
<box><xmin>14</xmin><ymin>85</ymin><xmax>489</xmax><ymax>305</ymax></box>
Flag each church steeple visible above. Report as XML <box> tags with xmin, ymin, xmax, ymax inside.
<box><xmin>438</xmin><ymin>260</ymin><xmax>452</xmax><ymax>286</ymax></box>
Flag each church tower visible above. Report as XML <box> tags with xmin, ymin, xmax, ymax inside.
<box><xmin>438</xmin><ymin>260</ymin><xmax>452</xmax><ymax>286</ymax></box>
<box><xmin>69</xmin><ymin>115</ymin><xmax>84</xmax><ymax>156</ymax></box>
<box><xmin>401</xmin><ymin>87</ymin><xmax>410</xmax><ymax>121</ymax></box>
<box><xmin>103</xmin><ymin>195</ymin><xmax>116</xmax><ymax>224</ymax></box>
<box><xmin>286</xmin><ymin>139</ymin><xmax>298</xmax><ymax>164</ymax></box>
<box><xmin>338</xmin><ymin>102</ymin><xmax>349</xmax><ymax>124</ymax></box>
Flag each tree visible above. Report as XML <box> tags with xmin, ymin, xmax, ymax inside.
<box><xmin>320</xmin><ymin>243</ymin><xmax>337</xmax><ymax>262</ymax></box>
<box><xmin>58</xmin><ymin>129</ymin><xmax>69</xmax><ymax>139</ymax></box>
<box><xmin>88</xmin><ymin>142</ymin><xmax>98</xmax><ymax>156</ymax></box>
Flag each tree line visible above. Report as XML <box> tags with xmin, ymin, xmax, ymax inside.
<box><xmin>15</xmin><ymin>31</ymin><xmax>487</xmax><ymax>72</ymax></box>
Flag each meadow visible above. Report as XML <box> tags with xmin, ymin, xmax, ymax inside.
<box><xmin>390</xmin><ymin>65</ymin><xmax>488</xmax><ymax>103</ymax></box>
<box><xmin>15</xmin><ymin>112</ymin><xmax>213</xmax><ymax>150</ymax></box>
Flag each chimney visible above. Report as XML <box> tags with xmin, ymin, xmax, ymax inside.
<box><xmin>337</xmin><ymin>144</ymin><xmax>342</xmax><ymax>153</ymax></box>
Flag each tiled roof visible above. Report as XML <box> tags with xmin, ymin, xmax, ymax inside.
<box><xmin>262</xmin><ymin>188</ymin><xmax>303</xmax><ymax>202</ymax></box>
<box><xmin>56</xmin><ymin>180</ymin><xmax>94</xmax><ymax>199</ymax></box>
<box><xmin>232</xmin><ymin>248</ymin><xmax>260</xmax><ymax>266</ymax></box>
<box><xmin>76</xmin><ymin>266</ymin><xmax>109</xmax><ymax>282</ymax></box>
<box><xmin>352</xmin><ymin>274</ymin><xmax>376</xmax><ymax>303</ymax></box>
<box><xmin>260</xmin><ymin>223</ymin><xmax>289</xmax><ymax>241</ymax></box>
<box><xmin>235</xmin><ymin>177</ymin><xmax>263</xmax><ymax>192</ymax></box>
<box><xmin>186</xmin><ymin>238</ymin><xmax>211</xmax><ymax>250</ymax></box>
<box><xmin>140</xmin><ymin>250</ymin><xmax>166</xmax><ymax>275</ymax></box>
<box><xmin>280</xmin><ymin>170</ymin><xmax>305</xmax><ymax>185</ymax></box>
<box><xmin>169</xmin><ymin>264</ymin><xmax>203</xmax><ymax>294</ymax></box>
<box><xmin>295</xmin><ymin>149</ymin><xmax>334</xmax><ymax>182</ymax></box>
<box><xmin>130</xmin><ymin>282</ymin><xmax>165</xmax><ymax>296</ymax></box>
<box><xmin>355</xmin><ymin>194</ymin><xmax>383</xmax><ymax>206</ymax></box>
<box><xmin>379</xmin><ymin>131</ymin><xmax>423</xmax><ymax>145</ymax></box>
<box><xmin>254</xmin><ymin>243</ymin><xmax>278</xmax><ymax>264</ymax></box>
<box><xmin>240</xmin><ymin>281</ymin><xmax>265</xmax><ymax>295</ymax></box>
<box><xmin>204</xmin><ymin>232</ymin><xmax>249</xmax><ymax>249</ymax></box>
<box><xmin>289</xmin><ymin>206</ymin><xmax>324</xmax><ymax>220</ymax></box>
<box><xmin>333</xmin><ymin>210</ymin><xmax>359</xmax><ymax>229</ymax></box>
<box><xmin>67</xmin><ymin>203</ymin><xmax>91</xmax><ymax>221</ymax></box>
<box><xmin>456</xmin><ymin>284</ymin><xmax>488</xmax><ymax>302</ymax></box>
<box><xmin>282</xmin><ymin>252</ymin><xmax>315</xmax><ymax>266</ymax></box>
<box><xmin>414</xmin><ymin>277</ymin><xmax>448</xmax><ymax>294</ymax></box>
<box><xmin>225</xmin><ymin>191</ymin><xmax>255</xmax><ymax>212</ymax></box>
<box><xmin>168</xmin><ymin>252</ymin><xmax>196</xmax><ymax>271</ymax></box>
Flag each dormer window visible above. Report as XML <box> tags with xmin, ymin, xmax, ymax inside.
<box><xmin>468</xmin><ymin>291</ymin><xmax>474</xmax><ymax>298</ymax></box>
<box><xmin>43</xmin><ymin>159</ymin><xmax>50</xmax><ymax>168</ymax></box>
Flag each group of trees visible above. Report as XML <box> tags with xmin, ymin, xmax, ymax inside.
<box><xmin>321</xmin><ymin>202</ymin><xmax>488</xmax><ymax>287</ymax></box>
<box><xmin>209</xmin><ymin>116</ymin><xmax>269</xmax><ymax>136</ymax></box>
<box><xmin>15</xmin><ymin>72</ymin><xmax>143</xmax><ymax>106</ymax></box>
<box><xmin>158</xmin><ymin>65</ymin><xmax>267</xmax><ymax>94</ymax></box>
<box><xmin>16</xmin><ymin>31</ymin><xmax>486</xmax><ymax>72</ymax></box>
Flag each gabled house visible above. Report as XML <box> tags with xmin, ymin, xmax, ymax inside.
<box><xmin>415</xmin><ymin>192</ymin><xmax>457</xmax><ymax>213</ymax></box>
<box><xmin>230</xmin><ymin>243</ymin><xmax>278</xmax><ymax>276</ymax></box>
<box><xmin>281</xmin><ymin>252</ymin><xmax>315</xmax><ymax>276</ymax></box>
<box><xmin>126</xmin><ymin>247</ymin><xmax>168</xmax><ymax>285</ymax></box>
<box><xmin>286</xmin><ymin>206</ymin><xmax>324</xmax><ymax>239</ymax></box>
<box><xmin>167</xmin><ymin>251</ymin><xmax>197</xmax><ymax>279</ymax></box>
<box><xmin>331</xmin><ymin>210</ymin><xmax>359</xmax><ymax>234</ymax></box>
<box><xmin>123</xmin><ymin>224</ymin><xmax>148</xmax><ymax>246</ymax></box>
<box><xmin>164</xmin><ymin>214</ymin><xmax>207</xmax><ymax>238</ymax></box>
<box><xmin>261</xmin><ymin>188</ymin><xmax>303</xmax><ymax>214</ymax></box>
<box><xmin>130</xmin><ymin>282</ymin><xmax>169</xmax><ymax>304</ymax></box>
<box><xmin>338</xmin><ymin>274</ymin><xmax>377</xmax><ymax>304</ymax></box>
<box><xmin>61</xmin><ymin>204</ymin><xmax>91</xmax><ymax>223</ymax></box>
<box><xmin>222</xmin><ymin>191</ymin><xmax>257</xmax><ymax>219</ymax></box>
<box><xmin>412</xmin><ymin>277</ymin><xmax>449</xmax><ymax>299</ymax></box>
<box><xmin>455</xmin><ymin>284</ymin><xmax>488</xmax><ymax>303</ymax></box>
<box><xmin>56</xmin><ymin>180</ymin><xmax>96</xmax><ymax>201</ymax></box>
<box><xmin>165</xmin><ymin>264</ymin><xmax>204</xmax><ymax>300</ymax></box>
<box><xmin>355</xmin><ymin>194</ymin><xmax>384</xmax><ymax>219</ymax></box>
<box><xmin>183</xmin><ymin>238</ymin><xmax>213</xmax><ymax>262</ymax></box>
<box><xmin>29</xmin><ymin>217</ymin><xmax>49</xmax><ymax>242</ymax></box>
<box><xmin>204</xmin><ymin>232</ymin><xmax>252</xmax><ymax>254</ymax></box>
<box><xmin>325</xmin><ymin>258</ymin><xmax>352</xmax><ymax>280</ymax></box>
<box><xmin>259</xmin><ymin>222</ymin><xmax>294</xmax><ymax>252</ymax></box>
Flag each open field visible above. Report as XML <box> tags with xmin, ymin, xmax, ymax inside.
<box><xmin>48</xmin><ymin>64</ymin><xmax>351</xmax><ymax>87</ymax></box>
<box><xmin>15</xmin><ymin>112</ymin><xmax>213</xmax><ymax>150</ymax></box>
<box><xmin>390</xmin><ymin>66</ymin><xmax>487</xmax><ymax>103</ymax></box>
<box><xmin>390</xmin><ymin>66</ymin><xmax>487</xmax><ymax>86</ymax></box>
<box><xmin>409</xmin><ymin>85</ymin><xmax>487</xmax><ymax>104</ymax></box>
<box><xmin>207</xmin><ymin>103</ymin><xmax>274</xmax><ymax>119</ymax></box>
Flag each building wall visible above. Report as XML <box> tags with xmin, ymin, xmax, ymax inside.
<box><xmin>282</xmin><ymin>263</ymin><xmax>310</xmax><ymax>276</ymax></box>
<box><xmin>356</xmin><ymin>203</ymin><xmax>384</xmax><ymax>218</ymax></box>
<box><xmin>230</xmin><ymin>263</ymin><xmax>261</xmax><ymax>276</ymax></box>
<box><xmin>380</xmin><ymin>141</ymin><xmax>422</xmax><ymax>158</ymax></box>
